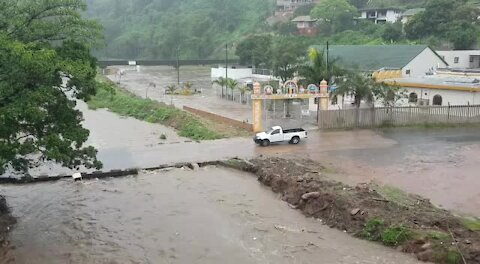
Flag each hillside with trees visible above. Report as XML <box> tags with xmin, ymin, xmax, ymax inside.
<box><xmin>86</xmin><ymin>0</ymin><xmax>479</xmax><ymax>60</ymax></box>
<box><xmin>84</xmin><ymin>0</ymin><xmax>275</xmax><ymax>59</ymax></box>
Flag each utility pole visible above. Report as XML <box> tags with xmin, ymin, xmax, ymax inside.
<box><xmin>326</xmin><ymin>41</ymin><xmax>329</xmax><ymax>80</ymax></box>
<box><xmin>225</xmin><ymin>43</ymin><xmax>228</xmax><ymax>99</ymax></box>
<box><xmin>317</xmin><ymin>41</ymin><xmax>329</xmax><ymax>124</ymax></box>
<box><xmin>176</xmin><ymin>46</ymin><xmax>180</xmax><ymax>86</ymax></box>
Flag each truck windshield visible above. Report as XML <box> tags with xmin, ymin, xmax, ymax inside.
<box><xmin>266</xmin><ymin>127</ymin><xmax>275</xmax><ymax>134</ymax></box>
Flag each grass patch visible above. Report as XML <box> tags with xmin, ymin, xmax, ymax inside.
<box><xmin>89</xmin><ymin>77</ymin><xmax>222</xmax><ymax>141</ymax></box>
<box><xmin>460</xmin><ymin>217</ymin><xmax>480</xmax><ymax>232</ymax></box>
<box><xmin>376</xmin><ymin>185</ymin><xmax>415</xmax><ymax>207</ymax></box>
<box><xmin>359</xmin><ymin>218</ymin><xmax>384</xmax><ymax>241</ymax></box>
<box><xmin>382</xmin><ymin>224</ymin><xmax>412</xmax><ymax>246</ymax></box>
<box><xmin>426</xmin><ymin>230</ymin><xmax>450</xmax><ymax>241</ymax></box>
<box><xmin>359</xmin><ymin>219</ymin><xmax>413</xmax><ymax>247</ymax></box>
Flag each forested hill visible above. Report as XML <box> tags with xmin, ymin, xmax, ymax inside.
<box><xmin>85</xmin><ymin>0</ymin><xmax>274</xmax><ymax>60</ymax></box>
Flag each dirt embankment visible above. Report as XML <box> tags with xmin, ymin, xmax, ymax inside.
<box><xmin>223</xmin><ymin>157</ymin><xmax>480</xmax><ymax>264</ymax></box>
<box><xmin>0</xmin><ymin>196</ymin><xmax>15</xmax><ymax>248</ymax></box>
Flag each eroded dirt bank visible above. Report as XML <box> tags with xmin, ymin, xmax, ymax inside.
<box><xmin>224</xmin><ymin>157</ymin><xmax>480</xmax><ymax>263</ymax></box>
<box><xmin>0</xmin><ymin>196</ymin><xmax>15</xmax><ymax>254</ymax></box>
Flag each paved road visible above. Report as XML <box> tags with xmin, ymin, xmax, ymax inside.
<box><xmin>108</xmin><ymin>66</ymin><xmax>252</xmax><ymax>123</ymax></box>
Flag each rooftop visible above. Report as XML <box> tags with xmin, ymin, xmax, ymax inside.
<box><xmin>402</xmin><ymin>8</ymin><xmax>425</xmax><ymax>17</ymax></box>
<box><xmin>359</xmin><ymin>7</ymin><xmax>403</xmax><ymax>12</ymax></box>
<box><xmin>292</xmin><ymin>16</ymin><xmax>317</xmax><ymax>22</ymax></box>
<box><xmin>311</xmin><ymin>45</ymin><xmax>431</xmax><ymax>71</ymax></box>
<box><xmin>384</xmin><ymin>76</ymin><xmax>480</xmax><ymax>91</ymax></box>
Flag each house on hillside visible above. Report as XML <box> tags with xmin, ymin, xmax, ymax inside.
<box><xmin>310</xmin><ymin>45</ymin><xmax>449</xmax><ymax>77</ymax></box>
<box><xmin>437</xmin><ymin>50</ymin><xmax>480</xmax><ymax>69</ymax></box>
<box><xmin>276</xmin><ymin>0</ymin><xmax>318</xmax><ymax>12</ymax></box>
<box><xmin>269</xmin><ymin>0</ymin><xmax>320</xmax><ymax>26</ymax></box>
<box><xmin>292</xmin><ymin>16</ymin><xmax>317</xmax><ymax>36</ymax></box>
<box><xmin>358</xmin><ymin>7</ymin><xmax>403</xmax><ymax>24</ymax></box>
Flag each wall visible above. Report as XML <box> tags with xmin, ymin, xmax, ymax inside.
<box><xmin>385</xmin><ymin>10</ymin><xmax>401</xmax><ymax>23</ymax></box>
<box><xmin>437</xmin><ymin>50</ymin><xmax>480</xmax><ymax>69</ymax></box>
<box><xmin>359</xmin><ymin>10</ymin><xmax>400</xmax><ymax>24</ymax></box>
<box><xmin>318</xmin><ymin>104</ymin><xmax>480</xmax><ymax>129</ymax></box>
<box><xmin>211</xmin><ymin>67</ymin><xmax>253</xmax><ymax>80</ymax></box>
<box><xmin>183</xmin><ymin>106</ymin><xmax>253</xmax><ymax>131</ymax></box>
<box><xmin>399</xmin><ymin>88</ymin><xmax>479</xmax><ymax>106</ymax></box>
<box><xmin>403</xmin><ymin>48</ymin><xmax>448</xmax><ymax>76</ymax></box>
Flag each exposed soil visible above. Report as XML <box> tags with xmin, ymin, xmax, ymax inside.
<box><xmin>223</xmin><ymin>157</ymin><xmax>480</xmax><ymax>264</ymax></box>
<box><xmin>0</xmin><ymin>195</ymin><xmax>15</xmax><ymax>248</ymax></box>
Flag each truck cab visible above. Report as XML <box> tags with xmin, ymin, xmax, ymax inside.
<box><xmin>254</xmin><ymin>126</ymin><xmax>307</xmax><ymax>146</ymax></box>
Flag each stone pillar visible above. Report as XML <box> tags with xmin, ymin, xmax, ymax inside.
<box><xmin>252</xmin><ymin>82</ymin><xmax>263</xmax><ymax>132</ymax></box>
<box><xmin>319</xmin><ymin>79</ymin><xmax>329</xmax><ymax>111</ymax></box>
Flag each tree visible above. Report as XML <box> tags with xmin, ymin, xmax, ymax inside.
<box><xmin>237</xmin><ymin>86</ymin><xmax>249</xmax><ymax>104</ymax></box>
<box><xmin>235</xmin><ymin>34</ymin><xmax>272</xmax><ymax>67</ymax></box>
<box><xmin>299</xmin><ymin>47</ymin><xmax>345</xmax><ymax>85</ymax></box>
<box><xmin>382</xmin><ymin>22</ymin><xmax>404</xmax><ymax>43</ymax></box>
<box><xmin>310</xmin><ymin>0</ymin><xmax>357</xmax><ymax>33</ymax></box>
<box><xmin>165</xmin><ymin>84</ymin><xmax>177</xmax><ymax>104</ymax></box>
<box><xmin>269</xmin><ymin>38</ymin><xmax>305</xmax><ymax>82</ymax></box>
<box><xmin>404</xmin><ymin>0</ymin><xmax>479</xmax><ymax>47</ymax></box>
<box><xmin>335</xmin><ymin>74</ymin><xmax>403</xmax><ymax>107</ymax></box>
<box><xmin>335</xmin><ymin>73</ymin><xmax>376</xmax><ymax>108</ymax></box>
<box><xmin>0</xmin><ymin>0</ymin><xmax>102</xmax><ymax>175</ymax></box>
<box><xmin>447</xmin><ymin>22</ymin><xmax>478</xmax><ymax>50</ymax></box>
<box><xmin>184</xmin><ymin>82</ymin><xmax>193</xmax><ymax>91</ymax></box>
<box><xmin>226</xmin><ymin>79</ymin><xmax>239</xmax><ymax>100</ymax></box>
<box><xmin>212</xmin><ymin>77</ymin><xmax>228</xmax><ymax>98</ymax></box>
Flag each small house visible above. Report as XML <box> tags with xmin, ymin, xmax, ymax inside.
<box><xmin>292</xmin><ymin>16</ymin><xmax>317</xmax><ymax>36</ymax></box>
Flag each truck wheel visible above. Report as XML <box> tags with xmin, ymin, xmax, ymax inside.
<box><xmin>291</xmin><ymin>137</ymin><xmax>300</xmax><ymax>145</ymax></box>
<box><xmin>261</xmin><ymin>140</ymin><xmax>270</xmax><ymax>147</ymax></box>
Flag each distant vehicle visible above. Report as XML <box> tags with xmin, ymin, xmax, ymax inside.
<box><xmin>253</xmin><ymin>126</ymin><xmax>307</xmax><ymax>146</ymax></box>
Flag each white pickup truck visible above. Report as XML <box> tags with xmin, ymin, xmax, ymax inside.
<box><xmin>253</xmin><ymin>126</ymin><xmax>308</xmax><ymax>146</ymax></box>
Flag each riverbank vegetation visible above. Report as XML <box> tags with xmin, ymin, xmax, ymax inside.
<box><xmin>0</xmin><ymin>0</ymin><xmax>103</xmax><ymax>175</ymax></box>
<box><xmin>225</xmin><ymin>157</ymin><xmax>480</xmax><ymax>264</ymax></box>
<box><xmin>89</xmin><ymin>77</ymin><xmax>249</xmax><ymax>140</ymax></box>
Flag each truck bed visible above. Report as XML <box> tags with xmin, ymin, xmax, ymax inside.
<box><xmin>283</xmin><ymin>128</ymin><xmax>305</xmax><ymax>134</ymax></box>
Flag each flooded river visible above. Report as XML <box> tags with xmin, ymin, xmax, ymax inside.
<box><xmin>1</xmin><ymin>167</ymin><xmax>420</xmax><ymax>264</ymax></box>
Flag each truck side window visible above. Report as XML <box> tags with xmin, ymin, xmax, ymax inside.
<box><xmin>271</xmin><ymin>130</ymin><xmax>280</xmax><ymax>135</ymax></box>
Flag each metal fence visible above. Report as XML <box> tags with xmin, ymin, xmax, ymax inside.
<box><xmin>318</xmin><ymin>104</ymin><xmax>480</xmax><ymax>129</ymax></box>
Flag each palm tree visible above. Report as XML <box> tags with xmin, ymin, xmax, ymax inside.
<box><xmin>237</xmin><ymin>86</ymin><xmax>249</xmax><ymax>104</ymax></box>
<box><xmin>335</xmin><ymin>73</ymin><xmax>376</xmax><ymax>109</ymax></box>
<box><xmin>165</xmin><ymin>84</ymin><xmax>177</xmax><ymax>105</ymax></box>
<box><xmin>226</xmin><ymin>78</ymin><xmax>238</xmax><ymax>101</ymax></box>
<box><xmin>212</xmin><ymin>77</ymin><xmax>228</xmax><ymax>98</ymax></box>
<box><xmin>184</xmin><ymin>81</ymin><xmax>193</xmax><ymax>91</ymax></box>
<box><xmin>299</xmin><ymin>47</ymin><xmax>345</xmax><ymax>85</ymax></box>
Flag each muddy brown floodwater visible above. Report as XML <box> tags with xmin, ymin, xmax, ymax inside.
<box><xmin>1</xmin><ymin>167</ymin><xmax>421</xmax><ymax>264</ymax></box>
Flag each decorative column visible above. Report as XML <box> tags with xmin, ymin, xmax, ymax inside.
<box><xmin>252</xmin><ymin>82</ymin><xmax>263</xmax><ymax>132</ymax></box>
<box><xmin>319</xmin><ymin>79</ymin><xmax>329</xmax><ymax>111</ymax></box>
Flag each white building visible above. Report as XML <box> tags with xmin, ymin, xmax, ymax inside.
<box><xmin>385</xmin><ymin>76</ymin><xmax>480</xmax><ymax>106</ymax></box>
<box><xmin>437</xmin><ymin>50</ymin><xmax>480</xmax><ymax>69</ymax></box>
<box><xmin>359</xmin><ymin>8</ymin><xmax>403</xmax><ymax>24</ymax></box>
<box><xmin>312</xmin><ymin>45</ymin><xmax>449</xmax><ymax>77</ymax></box>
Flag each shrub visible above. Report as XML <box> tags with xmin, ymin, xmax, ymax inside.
<box><xmin>382</xmin><ymin>225</ymin><xmax>412</xmax><ymax>246</ymax></box>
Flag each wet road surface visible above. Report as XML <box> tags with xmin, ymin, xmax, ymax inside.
<box><xmin>254</xmin><ymin>127</ymin><xmax>480</xmax><ymax>217</ymax></box>
<box><xmin>108</xmin><ymin>66</ymin><xmax>252</xmax><ymax>123</ymax></box>
<box><xmin>1</xmin><ymin>167</ymin><xmax>421</xmax><ymax>264</ymax></box>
